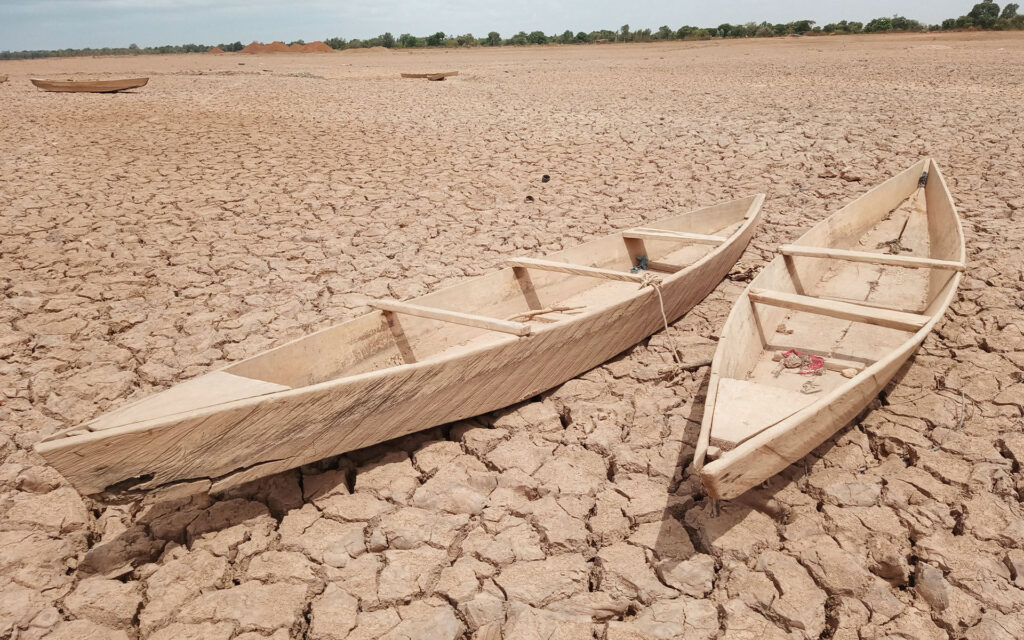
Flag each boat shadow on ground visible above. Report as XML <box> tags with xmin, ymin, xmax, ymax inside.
<box><xmin>76</xmin><ymin>367</ymin><xmax>852</xmax><ymax>587</ymax></box>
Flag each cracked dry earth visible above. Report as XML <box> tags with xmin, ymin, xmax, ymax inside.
<box><xmin>2</xmin><ymin>32</ymin><xmax>1024</xmax><ymax>640</ymax></box>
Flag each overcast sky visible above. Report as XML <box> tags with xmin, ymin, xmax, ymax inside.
<box><xmin>2</xmin><ymin>0</ymin><xmax>972</xmax><ymax>51</ymax></box>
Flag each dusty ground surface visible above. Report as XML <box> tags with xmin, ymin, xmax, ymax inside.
<box><xmin>2</xmin><ymin>32</ymin><xmax>1024</xmax><ymax>639</ymax></box>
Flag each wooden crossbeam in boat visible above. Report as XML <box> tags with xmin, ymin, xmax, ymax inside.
<box><xmin>507</xmin><ymin>257</ymin><xmax>645</xmax><ymax>283</ymax></box>
<box><xmin>747</xmin><ymin>288</ymin><xmax>930</xmax><ymax>332</ymax></box>
<box><xmin>625</xmin><ymin>228</ymin><xmax>727</xmax><ymax>245</ymax></box>
<box><xmin>647</xmin><ymin>261</ymin><xmax>681</xmax><ymax>274</ymax></box>
<box><xmin>372</xmin><ymin>300</ymin><xmax>532</xmax><ymax>336</ymax></box>
<box><xmin>779</xmin><ymin>245</ymin><xmax>965</xmax><ymax>271</ymax></box>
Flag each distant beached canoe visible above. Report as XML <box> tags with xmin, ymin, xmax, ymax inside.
<box><xmin>401</xmin><ymin>71</ymin><xmax>458</xmax><ymax>80</ymax></box>
<box><xmin>30</xmin><ymin>77</ymin><xmax>149</xmax><ymax>93</ymax></box>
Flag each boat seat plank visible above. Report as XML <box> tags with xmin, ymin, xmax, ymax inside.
<box><xmin>626</xmin><ymin>228</ymin><xmax>727</xmax><ymax>245</ymax></box>
<box><xmin>646</xmin><ymin>261</ymin><xmax>681</xmax><ymax>274</ymax></box>
<box><xmin>711</xmin><ymin>378</ymin><xmax>814</xmax><ymax>449</ymax></box>
<box><xmin>779</xmin><ymin>245</ymin><xmax>964</xmax><ymax>271</ymax></box>
<box><xmin>748</xmin><ymin>288</ymin><xmax>929</xmax><ymax>332</ymax></box>
<box><xmin>372</xmin><ymin>300</ymin><xmax>532</xmax><ymax>336</ymax></box>
<box><xmin>507</xmin><ymin>257</ymin><xmax>645</xmax><ymax>283</ymax></box>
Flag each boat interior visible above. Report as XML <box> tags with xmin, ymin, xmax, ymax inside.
<box><xmin>73</xmin><ymin>195</ymin><xmax>762</xmax><ymax>434</ymax></box>
<box><xmin>707</xmin><ymin>159</ymin><xmax>964</xmax><ymax>452</ymax></box>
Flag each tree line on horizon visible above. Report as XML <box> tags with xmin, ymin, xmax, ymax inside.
<box><xmin>2</xmin><ymin>1</ymin><xmax>1021</xmax><ymax>60</ymax></box>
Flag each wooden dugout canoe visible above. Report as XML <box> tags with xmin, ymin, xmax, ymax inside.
<box><xmin>37</xmin><ymin>195</ymin><xmax>765</xmax><ymax>499</ymax></box>
<box><xmin>30</xmin><ymin>77</ymin><xmax>149</xmax><ymax>93</ymax></box>
<box><xmin>694</xmin><ymin>159</ymin><xmax>964</xmax><ymax>500</ymax></box>
<box><xmin>401</xmin><ymin>71</ymin><xmax>458</xmax><ymax>79</ymax></box>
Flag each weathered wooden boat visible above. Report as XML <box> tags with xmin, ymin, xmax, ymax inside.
<box><xmin>37</xmin><ymin>195</ymin><xmax>765</xmax><ymax>499</ymax></box>
<box><xmin>694</xmin><ymin>159</ymin><xmax>963</xmax><ymax>499</ymax></box>
<box><xmin>401</xmin><ymin>71</ymin><xmax>458</xmax><ymax>80</ymax></box>
<box><xmin>30</xmin><ymin>77</ymin><xmax>149</xmax><ymax>93</ymax></box>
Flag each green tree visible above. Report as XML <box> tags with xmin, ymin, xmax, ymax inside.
<box><xmin>864</xmin><ymin>17</ymin><xmax>894</xmax><ymax>31</ymax></box>
<box><xmin>1001</xmin><ymin>2</ymin><xmax>1019</xmax><ymax>18</ymax></box>
<box><xmin>619</xmin><ymin>24</ymin><xmax>631</xmax><ymax>41</ymax></box>
<box><xmin>509</xmin><ymin>31</ymin><xmax>529</xmax><ymax>45</ymax></box>
<box><xmin>969</xmin><ymin>0</ymin><xmax>1001</xmax><ymax>27</ymax></box>
<box><xmin>380</xmin><ymin>32</ymin><xmax>395</xmax><ymax>48</ymax></box>
<box><xmin>425</xmin><ymin>31</ymin><xmax>446</xmax><ymax>46</ymax></box>
<box><xmin>324</xmin><ymin>37</ymin><xmax>347</xmax><ymax>49</ymax></box>
<box><xmin>575</xmin><ymin>31</ymin><xmax>590</xmax><ymax>42</ymax></box>
<box><xmin>527</xmin><ymin>30</ymin><xmax>548</xmax><ymax>44</ymax></box>
<box><xmin>791</xmin><ymin>20</ymin><xmax>815</xmax><ymax>33</ymax></box>
<box><xmin>655</xmin><ymin>25</ymin><xmax>674</xmax><ymax>39</ymax></box>
<box><xmin>485</xmin><ymin>31</ymin><xmax>501</xmax><ymax>46</ymax></box>
<box><xmin>455</xmin><ymin>33</ymin><xmax>476</xmax><ymax>46</ymax></box>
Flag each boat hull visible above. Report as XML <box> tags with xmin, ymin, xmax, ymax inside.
<box><xmin>30</xmin><ymin>77</ymin><xmax>149</xmax><ymax>93</ymax></box>
<box><xmin>37</xmin><ymin>197</ymin><xmax>763</xmax><ymax>498</ymax></box>
<box><xmin>698</xmin><ymin>289</ymin><xmax>955</xmax><ymax>500</ymax></box>
<box><xmin>694</xmin><ymin>159</ymin><xmax>963</xmax><ymax>499</ymax></box>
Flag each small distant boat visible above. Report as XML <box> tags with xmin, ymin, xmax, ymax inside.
<box><xmin>401</xmin><ymin>71</ymin><xmax>458</xmax><ymax>80</ymax></box>
<box><xmin>30</xmin><ymin>77</ymin><xmax>149</xmax><ymax>93</ymax></box>
<box><xmin>694</xmin><ymin>159</ymin><xmax>964</xmax><ymax>500</ymax></box>
<box><xmin>37</xmin><ymin>195</ymin><xmax>764</xmax><ymax>500</ymax></box>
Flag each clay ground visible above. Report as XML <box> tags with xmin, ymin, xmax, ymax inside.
<box><xmin>2</xmin><ymin>32</ymin><xmax>1024</xmax><ymax>639</ymax></box>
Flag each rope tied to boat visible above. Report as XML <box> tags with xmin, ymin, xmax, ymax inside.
<box><xmin>638</xmin><ymin>271</ymin><xmax>684</xmax><ymax>366</ymax></box>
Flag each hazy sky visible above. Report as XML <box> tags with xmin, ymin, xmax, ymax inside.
<box><xmin>2</xmin><ymin>0</ymin><xmax>971</xmax><ymax>51</ymax></box>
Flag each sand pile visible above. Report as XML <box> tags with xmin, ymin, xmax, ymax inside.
<box><xmin>239</xmin><ymin>40</ymin><xmax>335</xmax><ymax>54</ymax></box>
<box><xmin>297</xmin><ymin>41</ymin><xmax>334</xmax><ymax>53</ymax></box>
<box><xmin>207</xmin><ymin>46</ymin><xmax>225</xmax><ymax>54</ymax></box>
<box><xmin>262</xmin><ymin>41</ymin><xmax>292</xmax><ymax>53</ymax></box>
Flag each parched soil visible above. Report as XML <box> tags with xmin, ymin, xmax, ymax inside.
<box><xmin>2</xmin><ymin>32</ymin><xmax>1023</xmax><ymax>639</ymax></box>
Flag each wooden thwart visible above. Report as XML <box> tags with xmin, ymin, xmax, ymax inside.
<box><xmin>372</xmin><ymin>300</ymin><xmax>532</xmax><ymax>336</ymax></box>
<box><xmin>507</xmin><ymin>257</ymin><xmax>645</xmax><ymax>283</ymax></box>
<box><xmin>646</xmin><ymin>260</ymin><xmax>681</xmax><ymax>274</ymax></box>
<box><xmin>779</xmin><ymin>245</ymin><xmax>965</xmax><ymax>271</ymax></box>
<box><xmin>748</xmin><ymin>288</ymin><xmax>930</xmax><ymax>332</ymax></box>
<box><xmin>626</xmin><ymin>228</ymin><xmax>727</xmax><ymax>245</ymax></box>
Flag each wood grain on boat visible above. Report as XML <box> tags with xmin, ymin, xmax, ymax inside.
<box><xmin>30</xmin><ymin>77</ymin><xmax>149</xmax><ymax>93</ymax></box>
<box><xmin>37</xmin><ymin>194</ymin><xmax>765</xmax><ymax>499</ymax></box>
<box><xmin>693</xmin><ymin>159</ymin><xmax>963</xmax><ymax>500</ymax></box>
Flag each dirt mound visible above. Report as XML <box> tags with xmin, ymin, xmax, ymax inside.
<box><xmin>262</xmin><ymin>41</ymin><xmax>292</xmax><ymax>53</ymax></box>
<box><xmin>207</xmin><ymin>46</ymin><xmax>226</xmax><ymax>54</ymax></box>
<box><xmin>239</xmin><ymin>40</ymin><xmax>335</xmax><ymax>54</ymax></box>
<box><xmin>297</xmin><ymin>41</ymin><xmax>334</xmax><ymax>53</ymax></box>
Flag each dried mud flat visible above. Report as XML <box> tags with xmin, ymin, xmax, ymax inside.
<box><xmin>2</xmin><ymin>32</ymin><xmax>1024</xmax><ymax>639</ymax></box>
